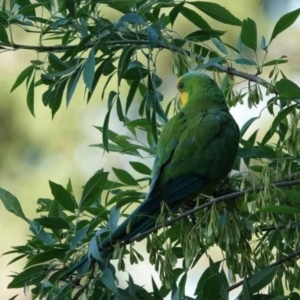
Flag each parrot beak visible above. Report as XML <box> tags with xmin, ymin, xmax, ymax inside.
<box><xmin>178</xmin><ymin>91</ymin><xmax>188</xmax><ymax>106</ymax></box>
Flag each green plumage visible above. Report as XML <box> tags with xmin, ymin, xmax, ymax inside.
<box><xmin>65</xmin><ymin>71</ymin><xmax>240</xmax><ymax>276</ymax></box>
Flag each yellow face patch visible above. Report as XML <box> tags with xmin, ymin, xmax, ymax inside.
<box><xmin>179</xmin><ymin>91</ymin><xmax>188</xmax><ymax>106</ymax></box>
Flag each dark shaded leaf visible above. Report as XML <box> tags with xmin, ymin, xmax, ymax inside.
<box><xmin>26</xmin><ymin>249</ymin><xmax>66</xmax><ymax>267</ymax></box>
<box><xmin>185</xmin><ymin>29</ymin><xmax>225</xmax><ymax>42</ymax></box>
<box><xmin>66</xmin><ymin>66</ymin><xmax>83</xmax><ymax>106</ymax></box>
<box><xmin>49</xmin><ymin>181</ymin><xmax>77</xmax><ymax>213</ymax></box>
<box><xmin>102</xmin><ymin>268</ymin><xmax>119</xmax><ymax>295</ymax></box>
<box><xmin>241</xmin><ymin>18</ymin><xmax>257</xmax><ymax>52</ymax></box>
<box><xmin>0</xmin><ymin>22</ymin><xmax>9</xmax><ymax>44</ymax></box>
<box><xmin>129</xmin><ymin>161</ymin><xmax>151</xmax><ymax>175</ymax></box>
<box><xmin>34</xmin><ymin>217</ymin><xmax>70</xmax><ymax>229</ymax></box>
<box><xmin>7</xmin><ymin>265</ymin><xmax>46</xmax><ymax>288</ymax></box>
<box><xmin>275</xmin><ymin>79</ymin><xmax>300</xmax><ymax>100</ymax></box>
<box><xmin>83</xmin><ymin>47</ymin><xmax>95</xmax><ymax>91</ymax></box>
<box><xmin>263</xmin><ymin>59</ymin><xmax>288</xmax><ymax>67</ymax></box>
<box><xmin>270</xmin><ymin>8</ymin><xmax>300</xmax><ymax>43</ymax></box>
<box><xmin>189</xmin><ymin>1</ymin><xmax>242</xmax><ymax>26</ymax></box>
<box><xmin>242</xmin><ymin>277</ymin><xmax>253</xmax><ymax>300</ymax></box>
<box><xmin>27</xmin><ymin>75</ymin><xmax>35</xmax><ymax>116</ymax></box>
<box><xmin>147</xmin><ymin>26</ymin><xmax>159</xmax><ymax>48</ymax></box>
<box><xmin>169</xmin><ymin>2</ymin><xmax>184</xmax><ymax>26</ymax></box>
<box><xmin>48</xmin><ymin>53</ymin><xmax>68</xmax><ymax>71</ymax></box>
<box><xmin>112</xmin><ymin>168</ymin><xmax>139</xmax><ymax>186</ymax></box>
<box><xmin>115</xmin><ymin>12</ymin><xmax>145</xmax><ymax>28</ymax></box>
<box><xmin>180</xmin><ymin>6</ymin><xmax>211</xmax><ymax>29</ymax></box>
<box><xmin>261</xmin><ymin>104</ymin><xmax>297</xmax><ymax>145</ymax></box>
<box><xmin>203</xmin><ymin>274</ymin><xmax>221</xmax><ymax>300</ymax></box>
<box><xmin>0</xmin><ymin>188</ymin><xmax>27</xmax><ymax>222</ymax></box>
<box><xmin>259</xmin><ymin>205</ymin><xmax>300</xmax><ymax>214</ymax></box>
<box><xmin>11</xmin><ymin>65</ymin><xmax>35</xmax><ymax>92</ymax></box>
<box><xmin>282</xmin><ymin>190</ymin><xmax>300</xmax><ymax>205</ymax></box>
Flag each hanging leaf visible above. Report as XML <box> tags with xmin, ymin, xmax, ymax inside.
<box><xmin>189</xmin><ymin>1</ymin><xmax>242</xmax><ymax>26</ymax></box>
<box><xmin>270</xmin><ymin>8</ymin><xmax>300</xmax><ymax>43</ymax></box>
<box><xmin>275</xmin><ymin>79</ymin><xmax>300</xmax><ymax>100</ymax></box>
<box><xmin>83</xmin><ymin>47</ymin><xmax>95</xmax><ymax>91</ymax></box>
<box><xmin>241</xmin><ymin>18</ymin><xmax>257</xmax><ymax>52</ymax></box>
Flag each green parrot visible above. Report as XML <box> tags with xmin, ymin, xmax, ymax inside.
<box><xmin>65</xmin><ymin>71</ymin><xmax>240</xmax><ymax>276</ymax></box>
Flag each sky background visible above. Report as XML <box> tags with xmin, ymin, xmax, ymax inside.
<box><xmin>1</xmin><ymin>0</ymin><xmax>300</xmax><ymax>298</ymax></box>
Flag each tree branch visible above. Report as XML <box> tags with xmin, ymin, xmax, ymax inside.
<box><xmin>227</xmin><ymin>249</ymin><xmax>300</xmax><ymax>293</ymax></box>
<box><xmin>0</xmin><ymin>37</ymin><xmax>273</xmax><ymax>91</ymax></box>
<box><xmin>124</xmin><ymin>179</ymin><xmax>300</xmax><ymax>246</ymax></box>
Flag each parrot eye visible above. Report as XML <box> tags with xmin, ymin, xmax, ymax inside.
<box><xmin>178</xmin><ymin>82</ymin><xmax>184</xmax><ymax>90</ymax></box>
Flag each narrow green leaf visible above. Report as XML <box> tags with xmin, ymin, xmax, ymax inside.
<box><xmin>242</xmin><ymin>277</ymin><xmax>253</xmax><ymax>300</ymax></box>
<box><xmin>270</xmin><ymin>8</ymin><xmax>300</xmax><ymax>43</ymax></box>
<box><xmin>116</xmin><ymin>95</ymin><xmax>125</xmax><ymax>121</ymax></box>
<box><xmin>102</xmin><ymin>108</ymin><xmax>112</xmax><ymax>152</ymax></box>
<box><xmin>259</xmin><ymin>205</ymin><xmax>300</xmax><ymax>214</ymax></box>
<box><xmin>240</xmin><ymin>117</ymin><xmax>259</xmax><ymax>137</ymax></box>
<box><xmin>241</xmin><ymin>18</ymin><xmax>257</xmax><ymax>52</ymax></box>
<box><xmin>282</xmin><ymin>190</ymin><xmax>300</xmax><ymax>205</ymax></box>
<box><xmin>115</xmin><ymin>13</ymin><xmax>145</xmax><ymax>28</ymax></box>
<box><xmin>129</xmin><ymin>161</ymin><xmax>151</xmax><ymax>175</ymax></box>
<box><xmin>261</xmin><ymin>104</ymin><xmax>297</xmax><ymax>145</ymax></box>
<box><xmin>0</xmin><ymin>22</ymin><xmax>9</xmax><ymax>44</ymax></box>
<box><xmin>263</xmin><ymin>59</ymin><xmax>288</xmax><ymax>67</ymax></box>
<box><xmin>89</xmin><ymin>236</ymin><xmax>101</xmax><ymax>260</ymax></box>
<box><xmin>126</xmin><ymin>80</ymin><xmax>139</xmax><ymax>114</ymax></box>
<box><xmin>66</xmin><ymin>66</ymin><xmax>83</xmax><ymax>106</ymax></box>
<box><xmin>118</xmin><ymin>45</ymin><xmax>136</xmax><ymax>85</ymax></box>
<box><xmin>202</xmin><ymin>274</ymin><xmax>221</xmax><ymax>300</ymax></box>
<box><xmin>195</xmin><ymin>57</ymin><xmax>223</xmax><ymax>71</ymax></box>
<box><xmin>49</xmin><ymin>79</ymin><xmax>68</xmax><ymax>118</ymax></box>
<box><xmin>83</xmin><ymin>47</ymin><xmax>95</xmax><ymax>91</ymax></box>
<box><xmin>275</xmin><ymin>79</ymin><xmax>300</xmax><ymax>100</ymax></box>
<box><xmin>189</xmin><ymin>1</ymin><xmax>242</xmax><ymax>26</ymax></box>
<box><xmin>151</xmin><ymin>108</ymin><xmax>158</xmax><ymax>144</ymax></box>
<box><xmin>26</xmin><ymin>249</ymin><xmax>66</xmax><ymax>267</ymax></box>
<box><xmin>34</xmin><ymin>217</ymin><xmax>70</xmax><ymax>229</ymax></box>
<box><xmin>80</xmin><ymin>171</ymin><xmax>109</xmax><ymax>207</ymax></box>
<box><xmin>66</xmin><ymin>0</ymin><xmax>76</xmax><ymax>18</ymax></box>
<box><xmin>237</xmin><ymin>147</ymin><xmax>274</xmax><ymax>160</ymax></box>
<box><xmin>11</xmin><ymin>65</ymin><xmax>34</xmax><ymax>92</ymax></box>
<box><xmin>27</xmin><ymin>75</ymin><xmax>35</xmax><ymax>116</ymax></box>
<box><xmin>48</xmin><ymin>53</ymin><xmax>68</xmax><ymax>71</ymax></box>
<box><xmin>7</xmin><ymin>265</ymin><xmax>46</xmax><ymax>288</ymax></box>
<box><xmin>234</xmin><ymin>58</ymin><xmax>256</xmax><ymax>65</ymax></box>
<box><xmin>112</xmin><ymin>167</ymin><xmax>139</xmax><ymax>186</ymax></box>
<box><xmin>49</xmin><ymin>181</ymin><xmax>77</xmax><ymax>213</ymax></box>
<box><xmin>102</xmin><ymin>268</ymin><xmax>119</xmax><ymax>295</ymax></box>
<box><xmin>211</xmin><ymin>38</ymin><xmax>228</xmax><ymax>54</ymax></box>
<box><xmin>260</xmin><ymin>35</ymin><xmax>267</xmax><ymax>50</ymax></box>
<box><xmin>247</xmin><ymin>266</ymin><xmax>278</xmax><ymax>294</ymax></box>
<box><xmin>185</xmin><ymin>29</ymin><xmax>225</xmax><ymax>42</ymax></box>
<box><xmin>147</xmin><ymin>26</ymin><xmax>159</xmax><ymax>48</ymax></box>
<box><xmin>0</xmin><ymin>188</ymin><xmax>27</xmax><ymax>222</ymax></box>
<box><xmin>169</xmin><ymin>2</ymin><xmax>184</xmax><ymax>26</ymax></box>
<box><xmin>180</xmin><ymin>6</ymin><xmax>211</xmax><ymax>29</ymax></box>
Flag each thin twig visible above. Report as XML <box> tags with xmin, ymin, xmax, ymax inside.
<box><xmin>227</xmin><ymin>249</ymin><xmax>300</xmax><ymax>293</ymax></box>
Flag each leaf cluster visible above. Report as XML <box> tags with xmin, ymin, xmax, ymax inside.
<box><xmin>1</xmin><ymin>1</ymin><xmax>300</xmax><ymax>300</ymax></box>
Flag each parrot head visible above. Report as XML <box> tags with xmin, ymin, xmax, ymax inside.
<box><xmin>176</xmin><ymin>72</ymin><xmax>226</xmax><ymax>110</ymax></box>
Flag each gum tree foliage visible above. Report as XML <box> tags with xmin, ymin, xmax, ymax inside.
<box><xmin>1</xmin><ymin>0</ymin><xmax>300</xmax><ymax>299</ymax></box>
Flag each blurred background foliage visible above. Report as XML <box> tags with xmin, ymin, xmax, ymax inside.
<box><xmin>1</xmin><ymin>0</ymin><xmax>300</xmax><ymax>299</ymax></box>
